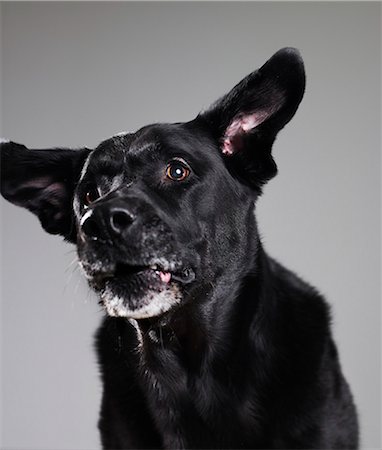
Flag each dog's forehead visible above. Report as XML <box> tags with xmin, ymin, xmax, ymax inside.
<box><xmin>129</xmin><ymin>123</ymin><xmax>215</xmax><ymax>158</ymax></box>
<box><xmin>80</xmin><ymin>137</ymin><xmax>125</xmax><ymax>179</ymax></box>
<box><xmin>87</xmin><ymin>123</ymin><xmax>218</xmax><ymax>173</ymax></box>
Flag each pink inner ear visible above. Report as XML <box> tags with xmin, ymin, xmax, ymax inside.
<box><xmin>222</xmin><ymin>111</ymin><xmax>270</xmax><ymax>155</ymax></box>
<box><xmin>20</xmin><ymin>177</ymin><xmax>66</xmax><ymax>204</ymax></box>
<box><xmin>20</xmin><ymin>176</ymin><xmax>53</xmax><ymax>190</ymax></box>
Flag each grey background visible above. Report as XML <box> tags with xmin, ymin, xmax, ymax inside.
<box><xmin>0</xmin><ymin>2</ymin><xmax>380</xmax><ymax>449</ymax></box>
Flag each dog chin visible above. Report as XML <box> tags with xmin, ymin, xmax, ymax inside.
<box><xmin>100</xmin><ymin>283</ymin><xmax>182</xmax><ymax>319</ymax></box>
<box><xmin>79</xmin><ymin>259</ymin><xmax>194</xmax><ymax>318</ymax></box>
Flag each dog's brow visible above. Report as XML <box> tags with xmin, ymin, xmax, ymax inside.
<box><xmin>79</xmin><ymin>152</ymin><xmax>92</xmax><ymax>182</ymax></box>
<box><xmin>87</xmin><ymin>156</ymin><xmax>125</xmax><ymax>179</ymax></box>
<box><xmin>129</xmin><ymin>141</ymin><xmax>160</xmax><ymax>156</ymax></box>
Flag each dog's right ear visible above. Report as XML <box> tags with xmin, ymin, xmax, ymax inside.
<box><xmin>0</xmin><ymin>140</ymin><xmax>91</xmax><ymax>241</ymax></box>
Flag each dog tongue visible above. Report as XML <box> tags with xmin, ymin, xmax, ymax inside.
<box><xmin>159</xmin><ymin>271</ymin><xmax>171</xmax><ymax>283</ymax></box>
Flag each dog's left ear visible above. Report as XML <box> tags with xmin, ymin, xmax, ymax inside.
<box><xmin>198</xmin><ymin>47</ymin><xmax>305</xmax><ymax>189</ymax></box>
<box><xmin>0</xmin><ymin>140</ymin><xmax>91</xmax><ymax>241</ymax></box>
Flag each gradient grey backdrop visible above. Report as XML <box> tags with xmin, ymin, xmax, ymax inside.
<box><xmin>0</xmin><ymin>2</ymin><xmax>380</xmax><ymax>449</ymax></box>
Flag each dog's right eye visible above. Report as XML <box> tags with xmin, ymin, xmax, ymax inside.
<box><xmin>84</xmin><ymin>185</ymin><xmax>100</xmax><ymax>206</ymax></box>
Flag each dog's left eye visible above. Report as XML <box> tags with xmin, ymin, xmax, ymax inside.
<box><xmin>166</xmin><ymin>160</ymin><xmax>190</xmax><ymax>181</ymax></box>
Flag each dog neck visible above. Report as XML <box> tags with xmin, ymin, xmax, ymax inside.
<box><xmin>134</xmin><ymin>241</ymin><xmax>272</xmax><ymax>373</ymax></box>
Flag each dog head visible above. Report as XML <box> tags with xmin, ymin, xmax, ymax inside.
<box><xmin>0</xmin><ymin>48</ymin><xmax>305</xmax><ymax>319</ymax></box>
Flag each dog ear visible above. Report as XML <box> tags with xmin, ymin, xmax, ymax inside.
<box><xmin>0</xmin><ymin>140</ymin><xmax>91</xmax><ymax>240</ymax></box>
<box><xmin>198</xmin><ymin>47</ymin><xmax>305</xmax><ymax>189</ymax></box>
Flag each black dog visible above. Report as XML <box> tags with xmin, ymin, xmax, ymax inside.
<box><xmin>1</xmin><ymin>48</ymin><xmax>358</xmax><ymax>449</ymax></box>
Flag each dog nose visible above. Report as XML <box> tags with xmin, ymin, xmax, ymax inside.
<box><xmin>109</xmin><ymin>208</ymin><xmax>135</xmax><ymax>234</ymax></box>
<box><xmin>81</xmin><ymin>212</ymin><xmax>101</xmax><ymax>240</ymax></box>
<box><xmin>81</xmin><ymin>206</ymin><xmax>135</xmax><ymax>241</ymax></box>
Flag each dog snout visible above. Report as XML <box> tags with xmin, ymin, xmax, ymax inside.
<box><xmin>109</xmin><ymin>208</ymin><xmax>136</xmax><ymax>234</ymax></box>
<box><xmin>81</xmin><ymin>205</ymin><xmax>136</xmax><ymax>241</ymax></box>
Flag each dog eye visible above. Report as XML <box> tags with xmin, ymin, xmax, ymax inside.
<box><xmin>166</xmin><ymin>161</ymin><xmax>190</xmax><ymax>182</ymax></box>
<box><xmin>84</xmin><ymin>185</ymin><xmax>100</xmax><ymax>206</ymax></box>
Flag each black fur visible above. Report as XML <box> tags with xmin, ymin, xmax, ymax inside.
<box><xmin>0</xmin><ymin>48</ymin><xmax>358</xmax><ymax>449</ymax></box>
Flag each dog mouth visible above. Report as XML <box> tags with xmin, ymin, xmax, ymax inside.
<box><xmin>83</xmin><ymin>260</ymin><xmax>195</xmax><ymax>319</ymax></box>
<box><xmin>91</xmin><ymin>262</ymin><xmax>195</xmax><ymax>289</ymax></box>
